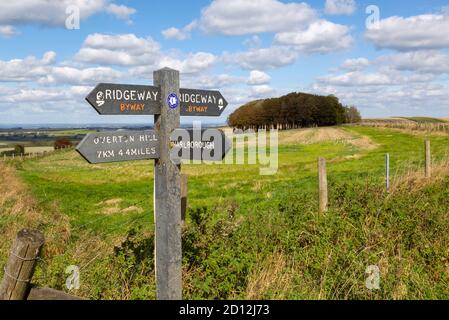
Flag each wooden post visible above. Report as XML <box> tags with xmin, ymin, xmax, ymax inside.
<box><xmin>318</xmin><ymin>157</ymin><xmax>328</xmax><ymax>213</ymax></box>
<box><xmin>181</xmin><ymin>174</ymin><xmax>188</xmax><ymax>223</ymax></box>
<box><xmin>425</xmin><ymin>140</ymin><xmax>431</xmax><ymax>178</ymax></box>
<box><xmin>0</xmin><ymin>229</ymin><xmax>45</xmax><ymax>300</ymax></box>
<box><xmin>153</xmin><ymin>67</ymin><xmax>182</xmax><ymax>300</ymax></box>
<box><xmin>385</xmin><ymin>153</ymin><xmax>390</xmax><ymax>192</ymax></box>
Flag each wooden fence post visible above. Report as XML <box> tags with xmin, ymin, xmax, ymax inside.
<box><xmin>181</xmin><ymin>174</ymin><xmax>188</xmax><ymax>223</ymax></box>
<box><xmin>425</xmin><ymin>140</ymin><xmax>431</xmax><ymax>178</ymax></box>
<box><xmin>0</xmin><ymin>229</ymin><xmax>45</xmax><ymax>300</ymax></box>
<box><xmin>385</xmin><ymin>153</ymin><xmax>390</xmax><ymax>192</ymax></box>
<box><xmin>153</xmin><ymin>67</ymin><xmax>182</xmax><ymax>300</ymax></box>
<box><xmin>318</xmin><ymin>157</ymin><xmax>328</xmax><ymax>213</ymax></box>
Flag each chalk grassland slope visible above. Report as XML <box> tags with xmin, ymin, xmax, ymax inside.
<box><xmin>1</xmin><ymin>126</ymin><xmax>449</xmax><ymax>299</ymax></box>
<box><xmin>362</xmin><ymin>117</ymin><xmax>449</xmax><ymax>135</ymax></box>
<box><xmin>399</xmin><ymin>117</ymin><xmax>446</xmax><ymax>124</ymax></box>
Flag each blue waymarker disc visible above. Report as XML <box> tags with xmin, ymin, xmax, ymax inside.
<box><xmin>167</xmin><ymin>93</ymin><xmax>179</xmax><ymax>109</ymax></box>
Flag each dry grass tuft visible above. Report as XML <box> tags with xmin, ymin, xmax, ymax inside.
<box><xmin>246</xmin><ymin>251</ymin><xmax>295</xmax><ymax>299</ymax></box>
<box><xmin>390</xmin><ymin>159</ymin><xmax>449</xmax><ymax>193</ymax></box>
<box><xmin>121</xmin><ymin>206</ymin><xmax>144</xmax><ymax>214</ymax></box>
<box><xmin>96</xmin><ymin>198</ymin><xmax>143</xmax><ymax>215</ymax></box>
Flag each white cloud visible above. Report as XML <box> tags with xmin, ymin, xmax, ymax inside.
<box><xmin>75</xmin><ymin>33</ymin><xmax>216</xmax><ymax>74</ymax></box>
<box><xmin>250</xmin><ymin>84</ymin><xmax>275</xmax><ymax>98</ymax></box>
<box><xmin>0</xmin><ymin>1</ymin><xmax>136</xmax><ymax>28</ymax></box>
<box><xmin>274</xmin><ymin>20</ymin><xmax>353</xmax><ymax>53</ymax></box>
<box><xmin>379</xmin><ymin>51</ymin><xmax>449</xmax><ymax>75</ymax></box>
<box><xmin>39</xmin><ymin>66</ymin><xmax>122</xmax><ymax>85</ymax></box>
<box><xmin>75</xmin><ymin>33</ymin><xmax>161</xmax><ymax>66</ymax></box>
<box><xmin>324</xmin><ymin>0</ymin><xmax>356</xmax><ymax>16</ymax></box>
<box><xmin>318</xmin><ymin>67</ymin><xmax>437</xmax><ymax>88</ymax></box>
<box><xmin>162</xmin><ymin>27</ymin><xmax>189</xmax><ymax>41</ymax></box>
<box><xmin>105</xmin><ymin>4</ymin><xmax>136</xmax><ymax>22</ymax></box>
<box><xmin>198</xmin><ymin>0</ymin><xmax>317</xmax><ymax>35</ymax></box>
<box><xmin>365</xmin><ymin>13</ymin><xmax>449</xmax><ymax>51</ymax></box>
<box><xmin>319</xmin><ymin>71</ymin><xmax>393</xmax><ymax>86</ymax></box>
<box><xmin>0</xmin><ymin>51</ymin><xmax>56</xmax><ymax>82</ymax></box>
<box><xmin>0</xmin><ymin>25</ymin><xmax>18</xmax><ymax>38</ymax></box>
<box><xmin>341</xmin><ymin>58</ymin><xmax>370</xmax><ymax>71</ymax></box>
<box><xmin>223</xmin><ymin>46</ymin><xmax>298</xmax><ymax>70</ymax></box>
<box><xmin>312</xmin><ymin>82</ymin><xmax>449</xmax><ymax>118</ymax></box>
<box><xmin>129</xmin><ymin>52</ymin><xmax>217</xmax><ymax>78</ymax></box>
<box><xmin>162</xmin><ymin>21</ymin><xmax>197</xmax><ymax>40</ymax></box>
<box><xmin>156</xmin><ymin>52</ymin><xmax>217</xmax><ymax>74</ymax></box>
<box><xmin>183</xmin><ymin>74</ymin><xmax>245</xmax><ymax>89</ymax></box>
<box><xmin>0</xmin><ymin>50</ymin><xmax>124</xmax><ymax>86</ymax></box>
<box><xmin>248</xmin><ymin>70</ymin><xmax>271</xmax><ymax>85</ymax></box>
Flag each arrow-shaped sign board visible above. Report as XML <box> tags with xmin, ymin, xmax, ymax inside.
<box><xmin>86</xmin><ymin>83</ymin><xmax>228</xmax><ymax>117</ymax></box>
<box><xmin>76</xmin><ymin>130</ymin><xmax>159</xmax><ymax>164</ymax></box>
<box><xmin>179</xmin><ymin>89</ymin><xmax>228</xmax><ymax>117</ymax></box>
<box><xmin>86</xmin><ymin>83</ymin><xmax>161</xmax><ymax>115</ymax></box>
<box><xmin>170</xmin><ymin>128</ymin><xmax>232</xmax><ymax>162</ymax></box>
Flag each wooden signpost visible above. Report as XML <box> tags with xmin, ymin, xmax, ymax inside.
<box><xmin>76</xmin><ymin>67</ymin><xmax>230</xmax><ymax>300</ymax></box>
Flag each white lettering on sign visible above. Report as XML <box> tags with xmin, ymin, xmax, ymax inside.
<box><xmin>118</xmin><ymin>147</ymin><xmax>157</xmax><ymax>157</ymax></box>
<box><xmin>92</xmin><ymin>134</ymin><xmax>158</xmax><ymax>145</ymax></box>
<box><xmin>175</xmin><ymin>141</ymin><xmax>215</xmax><ymax>150</ymax></box>
<box><xmin>180</xmin><ymin>93</ymin><xmax>217</xmax><ymax>105</ymax></box>
<box><xmin>104</xmin><ymin>89</ymin><xmax>159</xmax><ymax>102</ymax></box>
<box><xmin>97</xmin><ymin>150</ymin><xmax>115</xmax><ymax>158</ymax></box>
<box><xmin>96</xmin><ymin>147</ymin><xmax>157</xmax><ymax>159</ymax></box>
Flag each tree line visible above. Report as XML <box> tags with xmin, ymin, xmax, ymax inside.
<box><xmin>227</xmin><ymin>92</ymin><xmax>361</xmax><ymax>130</ymax></box>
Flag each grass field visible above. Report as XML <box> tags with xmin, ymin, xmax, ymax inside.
<box><xmin>1</xmin><ymin>125</ymin><xmax>449</xmax><ymax>299</ymax></box>
<box><xmin>0</xmin><ymin>146</ymin><xmax>54</xmax><ymax>154</ymax></box>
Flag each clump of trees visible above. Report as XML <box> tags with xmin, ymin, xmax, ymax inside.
<box><xmin>345</xmin><ymin>106</ymin><xmax>362</xmax><ymax>124</ymax></box>
<box><xmin>0</xmin><ymin>144</ymin><xmax>25</xmax><ymax>157</ymax></box>
<box><xmin>227</xmin><ymin>92</ymin><xmax>361</xmax><ymax>130</ymax></box>
<box><xmin>54</xmin><ymin>138</ymin><xmax>73</xmax><ymax>150</ymax></box>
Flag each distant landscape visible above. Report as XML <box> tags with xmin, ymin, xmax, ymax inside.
<box><xmin>2</xmin><ymin>115</ymin><xmax>449</xmax><ymax>299</ymax></box>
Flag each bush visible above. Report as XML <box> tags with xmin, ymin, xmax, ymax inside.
<box><xmin>14</xmin><ymin>144</ymin><xmax>25</xmax><ymax>155</ymax></box>
<box><xmin>54</xmin><ymin>139</ymin><xmax>73</xmax><ymax>150</ymax></box>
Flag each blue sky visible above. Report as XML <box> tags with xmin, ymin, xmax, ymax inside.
<box><xmin>0</xmin><ymin>0</ymin><xmax>449</xmax><ymax>125</ymax></box>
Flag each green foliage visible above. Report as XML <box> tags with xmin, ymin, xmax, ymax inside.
<box><xmin>345</xmin><ymin>106</ymin><xmax>362</xmax><ymax>123</ymax></box>
<box><xmin>227</xmin><ymin>92</ymin><xmax>361</xmax><ymax>128</ymax></box>
<box><xmin>5</xmin><ymin>126</ymin><xmax>449</xmax><ymax>299</ymax></box>
<box><xmin>14</xmin><ymin>144</ymin><xmax>25</xmax><ymax>155</ymax></box>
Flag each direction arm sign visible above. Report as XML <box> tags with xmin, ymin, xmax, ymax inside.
<box><xmin>170</xmin><ymin>128</ymin><xmax>232</xmax><ymax>162</ymax></box>
<box><xmin>86</xmin><ymin>83</ymin><xmax>161</xmax><ymax>115</ymax></box>
<box><xmin>179</xmin><ymin>89</ymin><xmax>228</xmax><ymax>117</ymax></box>
<box><xmin>76</xmin><ymin>130</ymin><xmax>160</xmax><ymax>163</ymax></box>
